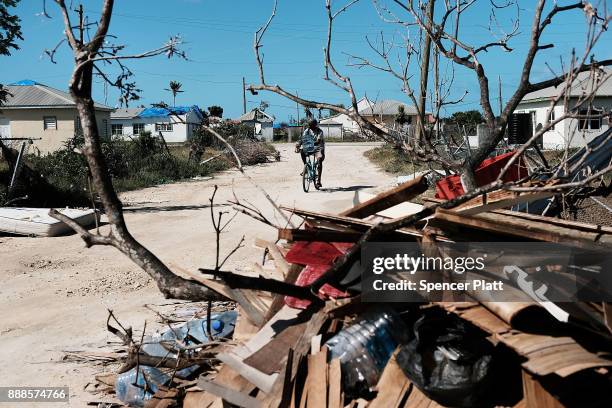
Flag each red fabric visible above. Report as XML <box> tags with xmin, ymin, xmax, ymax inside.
<box><xmin>283</xmin><ymin>241</ymin><xmax>354</xmax><ymax>309</ymax></box>
<box><xmin>284</xmin><ymin>241</ymin><xmax>343</xmax><ymax>266</ymax></box>
<box><xmin>435</xmin><ymin>151</ymin><xmax>527</xmax><ymax>199</ymax></box>
<box><xmin>284</xmin><ymin>265</ymin><xmax>350</xmax><ymax>309</ymax></box>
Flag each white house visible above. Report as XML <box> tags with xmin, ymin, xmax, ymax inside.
<box><xmin>516</xmin><ymin>69</ymin><xmax>612</xmax><ymax>149</ymax></box>
<box><xmin>236</xmin><ymin>108</ymin><xmax>274</xmax><ymax>141</ymax></box>
<box><xmin>321</xmin><ymin>97</ymin><xmax>431</xmax><ymax>134</ymax></box>
<box><xmin>318</xmin><ymin>119</ymin><xmax>343</xmax><ymax>139</ymax></box>
<box><xmin>110</xmin><ymin>105</ymin><xmax>204</xmax><ymax>143</ymax></box>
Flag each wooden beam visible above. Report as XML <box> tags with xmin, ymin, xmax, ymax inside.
<box><xmin>280</xmin><ymin>206</ymin><xmax>433</xmax><ymax>240</ymax></box>
<box><xmin>306</xmin><ymin>347</ymin><xmax>328</xmax><ymax>408</ymax></box>
<box><xmin>369</xmin><ymin>354</ymin><xmax>411</xmax><ymax>408</ymax></box>
<box><xmin>278</xmin><ymin>228</ymin><xmax>363</xmax><ymax>242</ymax></box>
<box><xmin>521</xmin><ymin>371</ymin><xmax>564</xmax><ymax>408</ymax></box>
<box><xmin>434</xmin><ymin>208</ymin><xmax>612</xmax><ymax>249</ymax></box>
<box><xmin>328</xmin><ymin>358</ymin><xmax>342</xmax><ymax>408</ymax></box>
<box><xmin>195</xmin><ymin>378</ymin><xmax>262</xmax><ymax>408</ymax></box>
<box><xmin>267</xmin><ymin>242</ymin><xmax>290</xmax><ymax>278</ymax></box>
<box><xmin>454</xmin><ymin>190</ymin><xmax>553</xmax><ymax>215</ymax></box>
<box><xmin>339</xmin><ymin>175</ymin><xmax>428</xmax><ymax>218</ymax></box>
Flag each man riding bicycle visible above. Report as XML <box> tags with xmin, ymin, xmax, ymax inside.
<box><xmin>296</xmin><ymin>119</ymin><xmax>325</xmax><ymax>189</ymax></box>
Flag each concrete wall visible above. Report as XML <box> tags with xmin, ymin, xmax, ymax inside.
<box><xmin>0</xmin><ymin>108</ymin><xmax>110</xmax><ymax>154</ymax></box>
<box><xmin>516</xmin><ymin>97</ymin><xmax>611</xmax><ymax>149</ymax></box>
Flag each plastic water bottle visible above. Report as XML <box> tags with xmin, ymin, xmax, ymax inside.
<box><xmin>116</xmin><ymin>311</ymin><xmax>237</xmax><ymax>406</ymax></box>
<box><xmin>115</xmin><ymin>366</ymin><xmax>170</xmax><ymax>407</ymax></box>
<box><xmin>141</xmin><ymin>310</ymin><xmax>237</xmax><ymax>358</ymax></box>
<box><xmin>325</xmin><ymin>308</ymin><xmax>408</xmax><ymax>397</ymax></box>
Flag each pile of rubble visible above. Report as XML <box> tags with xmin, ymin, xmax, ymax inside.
<box><xmin>90</xmin><ymin>175</ymin><xmax>612</xmax><ymax>407</ymax></box>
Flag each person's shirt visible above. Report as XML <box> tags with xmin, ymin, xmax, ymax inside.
<box><xmin>301</xmin><ymin>127</ymin><xmax>325</xmax><ymax>152</ymax></box>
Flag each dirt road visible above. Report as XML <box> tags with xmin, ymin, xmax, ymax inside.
<box><xmin>0</xmin><ymin>143</ymin><xmax>393</xmax><ymax>406</ymax></box>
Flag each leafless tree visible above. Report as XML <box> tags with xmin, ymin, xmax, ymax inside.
<box><xmin>46</xmin><ymin>0</ymin><xmax>221</xmax><ymax>301</ymax></box>
<box><xmin>248</xmin><ymin>0</ymin><xmax>611</xmax><ymax>191</ymax></box>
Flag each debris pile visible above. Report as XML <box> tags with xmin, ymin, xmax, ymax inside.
<box><xmin>91</xmin><ymin>175</ymin><xmax>612</xmax><ymax>407</ymax></box>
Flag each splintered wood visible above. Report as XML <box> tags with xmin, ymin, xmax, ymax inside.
<box><xmin>176</xmin><ymin>178</ymin><xmax>612</xmax><ymax>408</ymax></box>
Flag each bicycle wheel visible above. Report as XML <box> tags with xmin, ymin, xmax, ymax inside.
<box><xmin>302</xmin><ymin>163</ymin><xmax>310</xmax><ymax>192</ymax></box>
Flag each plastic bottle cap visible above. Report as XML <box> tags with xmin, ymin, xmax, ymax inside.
<box><xmin>211</xmin><ymin>320</ymin><xmax>223</xmax><ymax>331</ymax></box>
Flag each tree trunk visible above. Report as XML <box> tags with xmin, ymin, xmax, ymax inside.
<box><xmin>69</xmin><ymin>63</ymin><xmax>221</xmax><ymax>301</ymax></box>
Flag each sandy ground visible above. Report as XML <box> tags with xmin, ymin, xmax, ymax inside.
<box><xmin>0</xmin><ymin>143</ymin><xmax>393</xmax><ymax>407</ymax></box>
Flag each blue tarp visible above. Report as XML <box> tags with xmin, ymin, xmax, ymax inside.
<box><xmin>138</xmin><ymin>105</ymin><xmax>203</xmax><ymax>119</ymax></box>
<box><xmin>10</xmin><ymin>79</ymin><xmax>40</xmax><ymax>86</ymax></box>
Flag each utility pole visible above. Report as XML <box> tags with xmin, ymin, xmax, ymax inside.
<box><xmin>498</xmin><ymin>75</ymin><xmax>503</xmax><ymax>117</ymax></box>
<box><xmin>296</xmin><ymin>91</ymin><xmax>300</xmax><ymax>124</ymax></box>
<box><xmin>242</xmin><ymin>77</ymin><xmax>247</xmax><ymax>114</ymax></box>
<box><xmin>416</xmin><ymin>0</ymin><xmax>435</xmax><ymax>141</ymax></box>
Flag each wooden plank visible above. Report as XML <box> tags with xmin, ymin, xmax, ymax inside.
<box><xmin>263</xmin><ymin>263</ymin><xmax>303</xmax><ymax>323</ymax></box>
<box><xmin>243</xmin><ymin>319</ymin><xmax>310</xmax><ymax>375</ymax></box>
<box><xmin>281</xmin><ymin>206</ymin><xmax>374</xmax><ymax>230</ymax></box>
<box><xmin>281</xmin><ymin>205</ymin><xmax>432</xmax><ymax>240</ymax></box>
<box><xmin>434</xmin><ymin>208</ymin><xmax>612</xmax><ymax>248</ymax></box>
<box><xmin>521</xmin><ymin>371</ymin><xmax>564</xmax><ymax>408</ymax></box>
<box><xmin>339</xmin><ymin>175</ymin><xmax>428</xmax><ymax>218</ymax></box>
<box><xmin>424</xmin><ymin>195</ymin><xmax>612</xmax><ymax>235</ymax></box>
<box><xmin>306</xmin><ymin>347</ymin><xmax>328</xmax><ymax>408</ymax></box>
<box><xmin>368</xmin><ymin>354</ymin><xmax>411</xmax><ymax>408</ymax></box>
<box><xmin>328</xmin><ymin>358</ymin><xmax>342</xmax><ymax>408</ymax></box>
<box><xmin>234</xmin><ymin>305</ymin><xmax>261</xmax><ymax>343</ymax></box>
<box><xmin>196</xmin><ymin>378</ymin><xmax>262</xmax><ymax>408</ymax></box>
<box><xmin>267</xmin><ymin>243</ymin><xmax>290</xmax><ymax>277</ymax></box>
<box><xmin>278</xmin><ymin>228</ymin><xmax>363</xmax><ymax>243</ymax></box>
<box><xmin>493</xmin><ymin>208</ymin><xmax>612</xmax><ymax>235</ymax></box>
<box><xmin>454</xmin><ymin>190</ymin><xmax>553</xmax><ymax>215</ymax></box>
<box><xmin>169</xmin><ymin>264</ymin><xmax>237</xmax><ymax>301</ymax></box>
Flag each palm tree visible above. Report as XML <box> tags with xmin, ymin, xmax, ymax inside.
<box><xmin>165</xmin><ymin>81</ymin><xmax>183</xmax><ymax>106</ymax></box>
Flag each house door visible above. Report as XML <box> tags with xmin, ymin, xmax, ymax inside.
<box><xmin>0</xmin><ymin>117</ymin><xmax>10</xmax><ymax>139</ymax></box>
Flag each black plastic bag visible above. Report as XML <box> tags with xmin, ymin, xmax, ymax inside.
<box><xmin>396</xmin><ymin>309</ymin><xmax>496</xmax><ymax>407</ymax></box>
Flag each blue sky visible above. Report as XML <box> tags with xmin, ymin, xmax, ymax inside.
<box><xmin>1</xmin><ymin>0</ymin><xmax>609</xmax><ymax>121</ymax></box>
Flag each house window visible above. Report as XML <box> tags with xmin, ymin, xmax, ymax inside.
<box><xmin>74</xmin><ymin>117</ymin><xmax>83</xmax><ymax>135</ymax></box>
<box><xmin>155</xmin><ymin>123</ymin><xmax>173</xmax><ymax>132</ymax></box>
<box><xmin>133</xmin><ymin>123</ymin><xmax>145</xmax><ymax>135</ymax></box>
<box><xmin>102</xmin><ymin>119</ymin><xmax>109</xmax><ymax>138</ymax></box>
<box><xmin>43</xmin><ymin>116</ymin><xmax>57</xmax><ymax>130</ymax></box>
<box><xmin>548</xmin><ymin>109</ymin><xmax>555</xmax><ymax>130</ymax></box>
<box><xmin>579</xmin><ymin>108</ymin><xmax>602</xmax><ymax>130</ymax></box>
<box><xmin>111</xmin><ymin>124</ymin><xmax>123</xmax><ymax>136</ymax></box>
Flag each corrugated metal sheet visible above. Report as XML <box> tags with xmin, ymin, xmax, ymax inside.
<box><xmin>110</xmin><ymin>108</ymin><xmax>144</xmax><ymax>119</ymax></box>
<box><xmin>3</xmin><ymin>82</ymin><xmax>112</xmax><ymax>110</ymax></box>
<box><xmin>522</xmin><ymin>67</ymin><xmax>612</xmax><ymax>102</ymax></box>
<box><xmin>236</xmin><ymin>108</ymin><xmax>274</xmax><ymax>123</ymax></box>
<box><xmin>358</xmin><ymin>99</ymin><xmax>419</xmax><ymax>116</ymax></box>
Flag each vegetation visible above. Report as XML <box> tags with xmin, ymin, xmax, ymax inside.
<box><xmin>0</xmin><ymin>0</ymin><xmax>22</xmax><ymax>104</ymax></box>
<box><xmin>1</xmin><ymin>124</ymin><xmax>281</xmax><ymax>207</ymax></box>
<box><xmin>1</xmin><ymin>132</ymin><xmax>231</xmax><ymax>207</ymax></box>
<box><xmin>207</xmin><ymin>105</ymin><xmax>223</xmax><ymax>118</ymax></box>
<box><xmin>364</xmin><ymin>144</ymin><xmax>430</xmax><ymax>175</ymax></box>
<box><xmin>166</xmin><ymin>80</ymin><xmax>183</xmax><ymax>106</ymax></box>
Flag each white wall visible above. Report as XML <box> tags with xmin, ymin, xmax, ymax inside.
<box><xmin>322</xmin><ymin>114</ymin><xmax>359</xmax><ymax>132</ymax></box>
<box><xmin>110</xmin><ymin>113</ymin><xmax>200</xmax><ymax>143</ymax></box>
<box><xmin>320</xmin><ymin>124</ymin><xmax>343</xmax><ymax>138</ymax></box>
<box><xmin>516</xmin><ymin>97</ymin><xmax>611</xmax><ymax>149</ymax></box>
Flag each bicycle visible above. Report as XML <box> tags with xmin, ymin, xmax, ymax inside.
<box><xmin>301</xmin><ymin>149</ymin><xmax>321</xmax><ymax>192</ymax></box>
